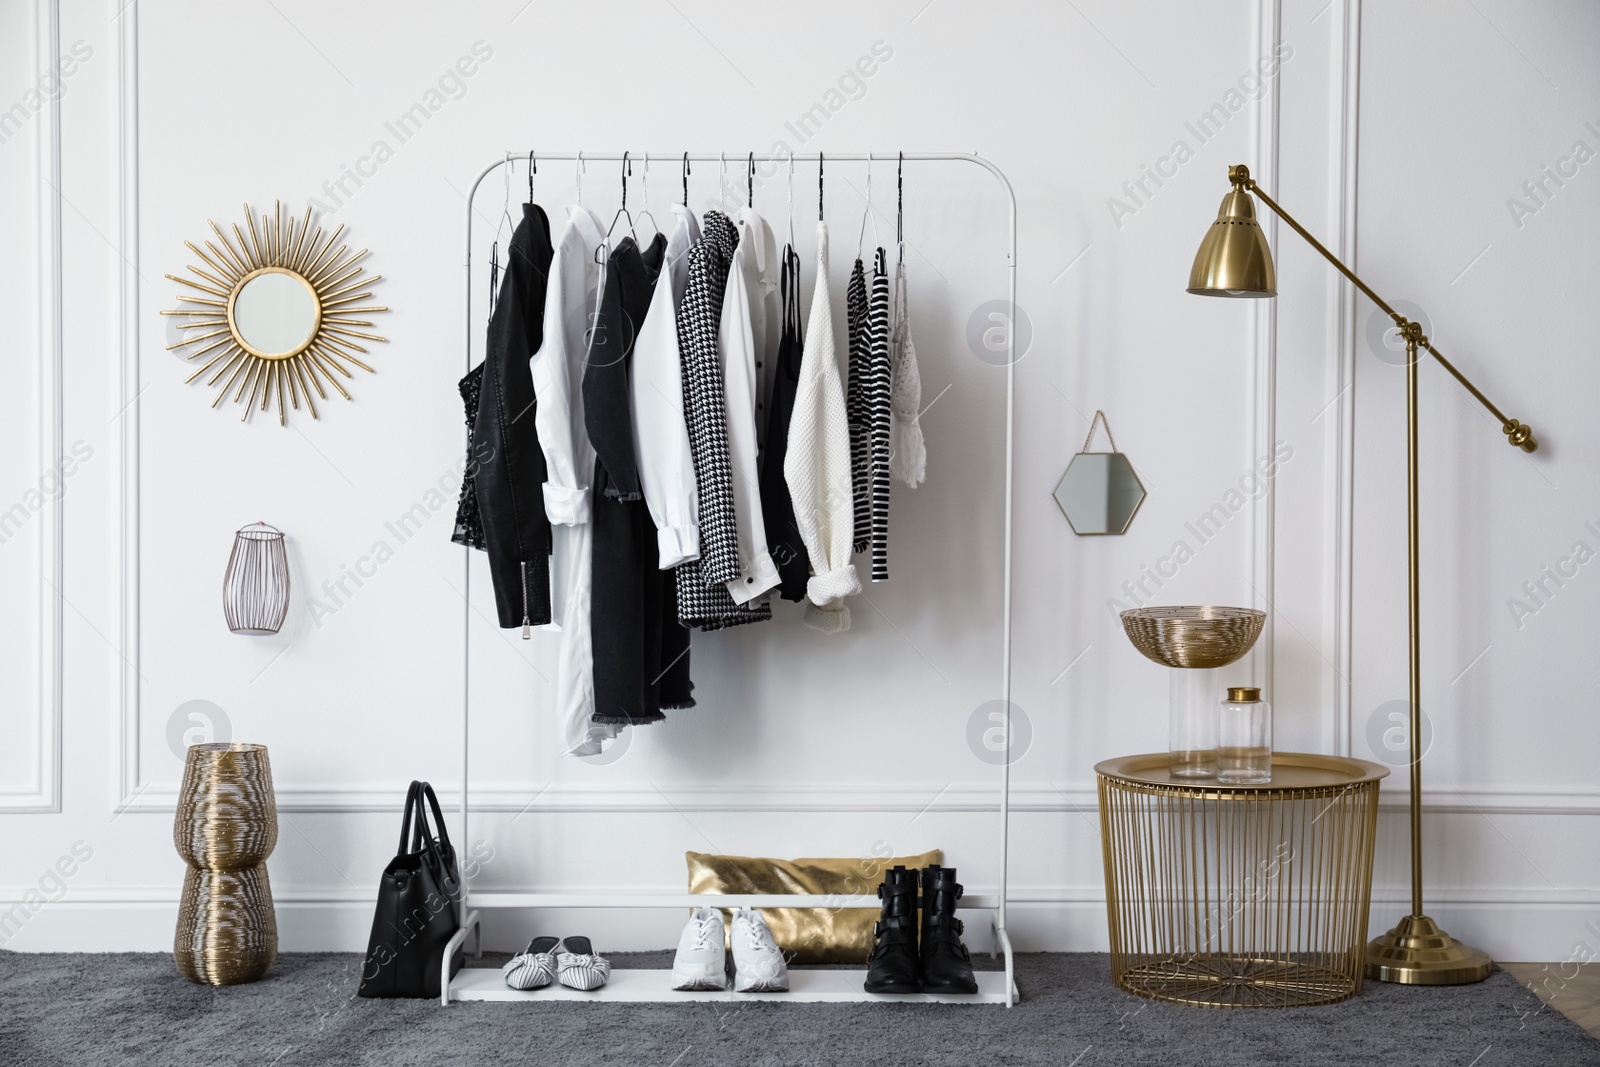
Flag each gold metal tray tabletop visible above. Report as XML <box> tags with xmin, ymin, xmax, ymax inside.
<box><xmin>1095</xmin><ymin>751</ymin><xmax>1388</xmax><ymax>793</ymax></box>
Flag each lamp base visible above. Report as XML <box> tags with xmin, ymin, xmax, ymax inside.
<box><xmin>1365</xmin><ymin>914</ymin><xmax>1492</xmax><ymax>985</ymax></box>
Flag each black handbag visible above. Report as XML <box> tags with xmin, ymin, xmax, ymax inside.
<box><xmin>357</xmin><ymin>781</ymin><xmax>464</xmax><ymax>998</ymax></box>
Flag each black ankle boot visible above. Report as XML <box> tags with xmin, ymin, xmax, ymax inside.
<box><xmin>863</xmin><ymin>865</ymin><xmax>921</xmax><ymax>993</ymax></box>
<box><xmin>919</xmin><ymin>864</ymin><xmax>978</xmax><ymax>994</ymax></box>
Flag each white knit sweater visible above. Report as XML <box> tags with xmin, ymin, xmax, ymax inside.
<box><xmin>784</xmin><ymin>222</ymin><xmax>860</xmax><ymax>632</ymax></box>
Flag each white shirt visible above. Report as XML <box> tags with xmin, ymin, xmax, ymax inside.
<box><xmin>534</xmin><ymin>206</ymin><xmax>605</xmax><ymax>529</ymax></box>
<box><xmin>784</xmin><ymin>222</ymin><xmax>860</xmax><ymax>631</ymax></box>
<box><xmin>737</xmin><ymin>207</ymin><xmax>782</xmax><ymax>449</ymax></box>
<box><xmin>531</xmin><ymin>205</ymin><xmax>616</xmax><ymax>755</ymax></box>
<box><xmin>720</xmin><ymin>209</ymin><xmax>783</xmax><ymax>604</ymax></box>
<box><xmin>630</xmin><ymin>206</ymin><xmax>702</xmax><ymax>569</ymax></box>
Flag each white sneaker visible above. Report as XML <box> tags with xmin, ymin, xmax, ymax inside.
<box><xmin>730</xmin><ymin>907</ymin><xmax>789</xmax><ymax>992</ymax></box>
<box><xmin>671</xmin><ymin>906</ymin><xmax>729</xmax><ymax>990</ymax></box>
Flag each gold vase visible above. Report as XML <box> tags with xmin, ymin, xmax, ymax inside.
<box><xmin>174</xmin><ymin>742</ymin><xmax>278</xmax><ymax>985</ymax></box>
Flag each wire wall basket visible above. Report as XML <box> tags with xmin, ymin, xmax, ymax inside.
<box><xmin>224</xmin><ymin>523</ymin><xmax>290</xmax><ymax>635</ymax></box>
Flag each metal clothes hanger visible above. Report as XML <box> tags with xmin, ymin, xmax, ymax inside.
<box><xmin>786</xmin><ymin>154</ymin><xmax>796</xmax><ymax>251</ymax></box>
<box><xmin>575</xmin><ymin>150</ymin><xmax>585</xmax><ymax>206</ymax></box>
<box><xmin>636</xmin><ymin>152</ymin><xmax>660</xmax><ymax>238</ymax></box>
<box><xmin>528</xmin><ymin>150</ymin><xmax>536</xmax><ymax>204</ymax></box>
<box><xmin>783</xmin><ymin>155</ymin><xmax>800</xmax><ymax>333</ymax></box>
<box><xmin>718</xmin><ymin>152</ymin><xmax>730</xmax><ymax>212</ymax></box>
<box><xmin>497</xmin><ymin>150</ymin><xmax>514</xmax><ymax>231</ymax></box>
<box><xmin>857</xmin><ymin>156</ymin><xmax>880</xmax><ymax>259</ymax></box>
<box><xmin>598</xmin><ymin>151</ymin><xmax>638</xmax><ymax>264</ymax></box>
<box><xmin>747</xmin><ymin>152</ymin><xmax>755</xmax><ymax>209</ymax></box>
<box><xmin>682</xmin><ymin>152</ymin><xmax>690</xmax><ymax>207</ymax></box>
<box><xmin>489</xmin><ymin>151</ymin><xmax>514</xmax><ymax>317</ymax></box>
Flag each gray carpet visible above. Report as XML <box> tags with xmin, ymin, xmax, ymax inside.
<box><xmin>2</xmin><ymin>950</ymin><xmax>1595</xmax><ymax>1066</ymax></box>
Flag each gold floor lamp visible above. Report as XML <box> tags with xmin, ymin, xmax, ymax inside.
<box><xmin>1186</xmin><ymin>164</ymin><xmax>1539</xmax><ymax>985</ymax></box>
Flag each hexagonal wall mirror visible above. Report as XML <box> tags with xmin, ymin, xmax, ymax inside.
<box><xmin>1054</xmin><ymin>452</ymin><xmax>1146</xmax><ymax>534</ymax></box>
<box><xmin>1054</xmin><ymin>412</ymin><xmax>1146</xmax><ymax>535</ymax></box>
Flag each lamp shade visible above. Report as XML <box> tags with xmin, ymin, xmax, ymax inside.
<box><xmin>1187</xmin><ymin>188</ymin><xmax>1276</xmax><ymax>297</ymax></box>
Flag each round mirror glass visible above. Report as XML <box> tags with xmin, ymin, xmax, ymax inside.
<box><xmin>232</xmin><ymin>270</ymin><xmax>318</xmax><ymax>358</ymax></box>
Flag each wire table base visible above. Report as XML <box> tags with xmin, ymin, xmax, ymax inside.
<box><xmin>1096</xmin><ymin>752</ymin><xmax>1387</xmax><ymax>1008</ymax></box>
<box><xmin>1118</xmin><ymin>956</ymin><xmax>1357</xmax><ymax>1008</ymax></box>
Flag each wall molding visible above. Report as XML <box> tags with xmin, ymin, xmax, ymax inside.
<box><xmin>1247</xmin><ymin>0</ymin><xmax>1281</xmax><ymax>703</ymax></box>
<box><xmin>3</xmin><ymin>0</ymin><xmax>66</xmax><ymax>813</ymax></box>
<box><xmin>1326</xmin><ymin>0</ymin><xmax>1362</xmax><ymax>758</ymax></box>
<box><xmin>109</xmin><ymin>780</ymin><xmax>1600</xmax><ymax>816</ymax></box>
<box><xmin>116</xmin><ymin>0</ymin><xmax>142</xmax><ymax>809</ymax></box>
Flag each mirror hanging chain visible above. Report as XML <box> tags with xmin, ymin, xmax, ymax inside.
<box><xmin>1082</xmin><ymin>409</ymin><xmax>1119</xmax><ymax>453</ymax></box>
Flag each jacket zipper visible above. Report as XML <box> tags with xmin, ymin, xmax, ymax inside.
<box><xmin>520</xmin><ymin>561</ymin><xmax>531</xmax><ymax>639</ymax></box>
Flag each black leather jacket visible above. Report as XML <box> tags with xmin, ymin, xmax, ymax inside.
<box><xmin>473</xmin><ymin>204</ymin><xmax>555</xmax><ymax>630</ymax></box>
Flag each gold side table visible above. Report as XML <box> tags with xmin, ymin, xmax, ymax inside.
<box><xmin>1095</xmin><ymin>752</ymin><xmax>1388</xmax><ymax>1008</ymax></box>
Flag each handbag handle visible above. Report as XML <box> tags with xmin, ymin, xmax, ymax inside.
<box><xmin>412</xmin><ymin>782</ymin><xmax>455</xmax><ymax>856</ymax></box>
<box><xmin>396</xmin><ymin>780</ymin><xmax>423</xmax><ymax>854</ymax></box>
<box><xmin>408</xmin><ymin>781</ymin><xmax>461</xmax><ymax>898</ymax></box>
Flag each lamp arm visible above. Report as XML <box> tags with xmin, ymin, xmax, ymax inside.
<box><xmin>1237</xmin><ymin>169</ymin><xmax>1539</xmax><ymax>453</ymax></box>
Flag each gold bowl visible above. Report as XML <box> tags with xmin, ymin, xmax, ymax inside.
<box><xmin>1120</xmin><ymin>605</ymin><xmax>1265</xmax><ymax>669</ymax></box>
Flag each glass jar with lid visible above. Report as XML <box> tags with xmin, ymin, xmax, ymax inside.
<box><xmin>1217</xmin><ymin>686</ymin><xmax>1271</xmax><ymax>784</ymax></box>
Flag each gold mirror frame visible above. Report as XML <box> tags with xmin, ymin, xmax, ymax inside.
<box><xmin>226</xmin><ymin>267</ymin><xmax>322</xmax><ymax>360</ymax></box>
<box><xmin>163</xmin><ymin>201</ymin><xmax>388</xmax><ymax>425</ymax></box>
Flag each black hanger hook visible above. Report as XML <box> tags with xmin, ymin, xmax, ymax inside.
<box><xmin>747</xmin><ymin>151</ymin><xmax>754</xmax><ymax>208</ymax></box>
<box><xmin>682</xmin><ymin>152</ymin><xmax>690</xmax><ymax>206</ymax></box>
<box><xmin>488</xmin><ymin>239</ymin><xmax>500</xmax><ymax>319</ymax></box>
<box><xmin>897</xmin><ymin>151</ymin><xmax>904</xmax><ymax>252</ymax></box>
<box><xmin>818</xmin><ymin>153</ymin><xmax>824</xmax><ymax>222</ymax></box>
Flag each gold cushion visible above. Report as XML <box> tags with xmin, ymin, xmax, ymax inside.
<box><xmin>686</xmin><ymin>849</ymin><xmax>941</xmax><ymax>965</ymax></box>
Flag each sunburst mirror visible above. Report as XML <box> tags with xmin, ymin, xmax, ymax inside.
<box><xmin>162</xmin><ymin>202</ymin><xmax>388</xmax><ymax>425</ymax></box>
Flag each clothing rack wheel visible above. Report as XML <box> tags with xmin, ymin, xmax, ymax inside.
<box><xmin>455</xmin><ymin>150</ymin><xmax>1019</xmax><ymax>1008</ymax></box>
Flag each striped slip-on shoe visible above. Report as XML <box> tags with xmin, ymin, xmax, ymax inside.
<box><xmin>555</xmin><ymin>936</ymin><xmax>611</xmax><ymax>991</ymax></box>
<box><xmin>502</xmin><ymin>936</ymin><xmax>561</xmax><ymax>990</ymax></box>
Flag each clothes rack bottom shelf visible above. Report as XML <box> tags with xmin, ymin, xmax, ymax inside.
<box><xmin>448</xmin><ymin>966</ymin><xmax>1019</xmax><ymax>1005</ymax></box>
<box><xmin>440</xmin><ymin>905</ymin><xmax>1018</xmax><ymax>1005</ymax></box>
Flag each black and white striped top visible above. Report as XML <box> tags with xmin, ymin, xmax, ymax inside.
<box><xmin>867</xmin><ymin>249</ymin><xmax>892</xmax><ymax>582</ymax></box>
<box><xmin>846</xmin><ymin>259</ymin><xmax>871</xmax><ymax>555</ymax></box>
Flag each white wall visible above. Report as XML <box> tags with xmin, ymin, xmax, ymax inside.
<box><xmin>2</xmin><ymin>0</ymin><xmax>1596</xmax><ymax>960</ymax></box>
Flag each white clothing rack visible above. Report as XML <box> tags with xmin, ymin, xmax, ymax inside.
<box><xmin>446</xmin><ymin>151</ymin><xmax>1019</xmax><ymax>1007</ymax></box>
